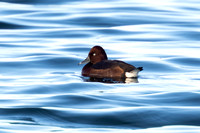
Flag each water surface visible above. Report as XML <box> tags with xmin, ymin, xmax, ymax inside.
<box><xmin>0</xmin><ymin>0</ymin><xmax>200</xmax><ymax>132</ymax></box>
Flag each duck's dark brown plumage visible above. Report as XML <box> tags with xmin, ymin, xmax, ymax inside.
<box><xmin>79</xmin><ymin>46</ymin><xmax>143</xmax><ymax>78</ymax></box>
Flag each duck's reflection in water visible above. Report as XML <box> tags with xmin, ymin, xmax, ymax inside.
<box><xmin>82</xmin><ymin>77</ymin><xmax>139</xmax><ymax>83</ymax></box>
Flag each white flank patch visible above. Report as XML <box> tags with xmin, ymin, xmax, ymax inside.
<box><xmin>125</xmin><ymin>69</ymin><xmax>140</xmax><ymax>78</ymax></box>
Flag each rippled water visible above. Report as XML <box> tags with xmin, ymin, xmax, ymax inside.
<box><xmin>1</xmin><ymin>0</ymin><xmax>200</xmax><ymax>132</ymax></box>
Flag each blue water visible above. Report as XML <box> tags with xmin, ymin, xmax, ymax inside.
<box><xmin>1</xmin><ymin>0</ymin><xmax>200</xmax><ymax>132</ymax></box>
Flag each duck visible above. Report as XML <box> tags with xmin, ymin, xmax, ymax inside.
<box><xmin>79</xmin><ymin>46</ymin><xmax>143</xmax><ymax>78</ymax></box>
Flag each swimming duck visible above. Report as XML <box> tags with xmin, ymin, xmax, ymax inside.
<box><xmin>79</xmin><ymin>46</ymin><xmax>143</xmax><ymax>78</ymax></box>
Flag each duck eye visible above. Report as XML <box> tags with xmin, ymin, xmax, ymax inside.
<box><xmin>93</xmin><ymin>53</ymin><xmax>96</xmax><ymax>56</ymax></box>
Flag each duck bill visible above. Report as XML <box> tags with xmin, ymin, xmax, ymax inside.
<box><xmin>78</xmin><ymin>56</ymin><xmax>90</xmax><ymax>65</ymax></box>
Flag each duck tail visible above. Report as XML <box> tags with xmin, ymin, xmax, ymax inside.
<box><xmin>125</xmin><ymin>67</ymin><xmax>143</xmax><ymax>78</ymax></box>
<box><xmin>137</xmin><ymin>67</ymin><xmax>143</xmax><ymax>71</ymax></box>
